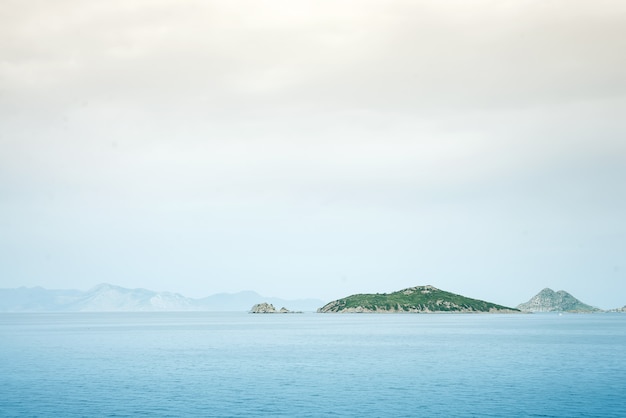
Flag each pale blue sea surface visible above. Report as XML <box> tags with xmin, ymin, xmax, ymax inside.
<box><xmin>1</xmin><ymin>312</ymin><xmax>625</xmax><ymax>417</ymax></box>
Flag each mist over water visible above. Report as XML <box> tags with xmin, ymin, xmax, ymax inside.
<box><xmin>2</xmin><ymin>313</ymin><xmax>625</xmax><ymax>417</ymax></box>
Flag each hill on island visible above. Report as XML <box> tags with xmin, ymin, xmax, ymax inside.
<box><xmin>516</xmin><ymin>288</ymin><xmax>601</xmax><ymax>313</ymax></box>
<box><xmin>317</xmin><ymin>285</ymin><xmax>519</xmax><ymax>313</ymax></box>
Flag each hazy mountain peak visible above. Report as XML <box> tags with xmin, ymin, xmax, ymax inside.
<box><xmin>517</xmin><ymin>288</ymin><xmax>601</xmax><ymax>313</ymax></box>
<box><xmin>0</xmin><ymin>284</ymin><xmax>323</xmax><ymax>312</ymax></box>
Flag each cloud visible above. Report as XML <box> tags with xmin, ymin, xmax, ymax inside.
<box><xmin>1</xmin><ymin>1</ymin><xmax>625</xmax><ymax>306</ymax></box>
<box><xmin>2</xmin><ymin>0</ymin><xmax>625</xmax><ymax>111</ymax></box>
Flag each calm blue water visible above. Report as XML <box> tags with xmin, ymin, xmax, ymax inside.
<box><xmin>1</xmin><ymin>312</ymin><xmax>625</xmax><ymax>417</ymax></box>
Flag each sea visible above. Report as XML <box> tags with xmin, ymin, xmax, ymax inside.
<box><xmin>1</xmin><ymin>312</ymin><xmax>625</xmax><ymax>417</ymax></box>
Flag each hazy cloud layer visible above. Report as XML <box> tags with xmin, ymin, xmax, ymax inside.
<box><xmin>1</xmin><ymin>0</ymin><xmax>625</xmax><ymax>308</ymax></box>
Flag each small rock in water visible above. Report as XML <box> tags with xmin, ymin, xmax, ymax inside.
<box><xmin>249</xmin><ymin>303</ymin><xmax>301</xmax><ymax>313</ymax></box>
<box><xmin>250</xmin><ymin>302</ymin><xmax>277</xmax><ymax>313</ymax></box>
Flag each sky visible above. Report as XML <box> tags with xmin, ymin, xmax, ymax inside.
<box><xmin>1</xmin><ymin>0</ymin><xmax>625</xmax><ymax>309</ymax></box>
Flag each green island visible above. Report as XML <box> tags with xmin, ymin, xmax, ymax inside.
<box><xmin>317</xmin><ymin>285</ymin><xmax>520</xmax><ymax>313</ymax></box>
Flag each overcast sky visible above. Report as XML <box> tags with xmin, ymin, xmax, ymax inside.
<box><xmin>1</xmin><ymin>0</ymin><xmax>625</xmax><ymax>308</ymax></box>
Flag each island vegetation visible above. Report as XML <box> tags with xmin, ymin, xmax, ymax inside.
<box><xmin>317</xmin><ymin>285</ymin><xmax>519</xmax><ymax>313</ymax></box>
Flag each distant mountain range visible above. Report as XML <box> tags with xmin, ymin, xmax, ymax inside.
<box><xmin>0</xmin><ymin>283</ymin><xmax>324</xmax><ymax>312</ymax></box>
<box><xmin>1</xmin><ymin>284</ymin><xmax>621</xmax><ymax>313</ymax></box>
<box><xmin>516</xmin><ymin>288</ymin><xmax>602</xmax><ymax>313</ymax></box>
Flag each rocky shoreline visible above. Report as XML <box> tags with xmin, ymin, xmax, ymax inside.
<box><xmin>317</xmin><ymin>306</ymin><xmax>521</xmax><ymax>314</ymax></box>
